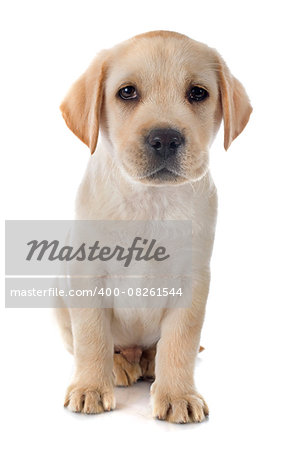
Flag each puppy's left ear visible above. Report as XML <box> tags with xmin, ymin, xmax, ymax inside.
<box><xmin>217</xmin><ymin>55</ymin><xmax>253</xmax><ymax>150</ymax></box>
<box><xmin>60</xmin><ymin>50</ymin><xmax>108</xmax><ymax>154</ymax></box>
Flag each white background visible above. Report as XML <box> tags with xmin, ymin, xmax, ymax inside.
<box><xmin>1</xmin><ymin>0</ymin><xmax>300</xmax><ymax>448</ymax></box>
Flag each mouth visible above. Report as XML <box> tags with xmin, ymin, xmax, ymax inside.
<box><xmin>147</xmin><ymin>167</ymin><xmax>179</xmax><ymax>181</ymax></box>
<box><xmin>135</xmin><ymin>164</ymin><xmax>181</xmax><ymax>182</ymax></box>
<box><xmin>122</xmin><ymin>159</ymin><xmax>190</xmax><ymax>185</ymax></box>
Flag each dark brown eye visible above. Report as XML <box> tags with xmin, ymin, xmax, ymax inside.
<box><xmin>118</xmin><ymin>86</ymin><xmax>138</xmax><ymax>100</ymax></box>
<box><xmin>188</xmin><ymin>86</ymin><xmax>209</xmax><ymax>102</ymax></box>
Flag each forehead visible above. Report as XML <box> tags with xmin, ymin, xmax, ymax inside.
<box><xmin>106</xmin><ymin>34</ymin><xmax>219</xmax><ymax>91</ymax></box>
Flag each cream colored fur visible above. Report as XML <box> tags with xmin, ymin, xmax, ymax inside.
<box><xmin>56</xmin><ymin>31</ymin><xmax>252</xmax><ymax>423</ymax></box>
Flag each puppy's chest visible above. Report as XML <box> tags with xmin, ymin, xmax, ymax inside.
<box><xmin>108</xmin><ymin>192</ymin><xmax>197</xmax><ymax>348</ymax></box>
<box><xmin>117</xmin><ymin>188</ymin><xmax>196</xmax><ymax>221</ymax></box>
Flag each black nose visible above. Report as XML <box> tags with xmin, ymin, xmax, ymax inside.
<box><xmin>146</xmin><ymin>128</ymin><xmax>184</xmax><ymax>159</ymax></box>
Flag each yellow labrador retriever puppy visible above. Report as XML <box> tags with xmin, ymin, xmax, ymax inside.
<box><xmin>57</xmin><ymin>30</ymin><xmax>252</xmax><ymax>423</ymax></box>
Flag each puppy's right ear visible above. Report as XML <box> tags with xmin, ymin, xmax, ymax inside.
<box><xmin>60</xmin><ymin>50</ymin><xmax>108</xmax><ymax>154</ymax></box>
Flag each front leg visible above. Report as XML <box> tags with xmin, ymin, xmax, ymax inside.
<box><xmin>64</xmin><ymin>308</ymin><xmax>115</xmax><ymax>414</ymax></box>
<box><xmin>151</xmin><ymin>279</ymin><xmax>209</xmax><ymax>423</ymax></box>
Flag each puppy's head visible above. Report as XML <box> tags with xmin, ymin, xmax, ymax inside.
<box><xmin>61</xmin><ymin>31</ymin><xmax>252</xmax><ymax>186</ymax></box>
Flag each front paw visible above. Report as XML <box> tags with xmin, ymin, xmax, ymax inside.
<box><xmin>151</xmin><ymin>383</ymin><xmax>209</xmax><ymax>423</ymax></box>
<box><xmin>64</xmin><ymin>383</ymin><xmax>115</xmax><ymax>414</ymax></box>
